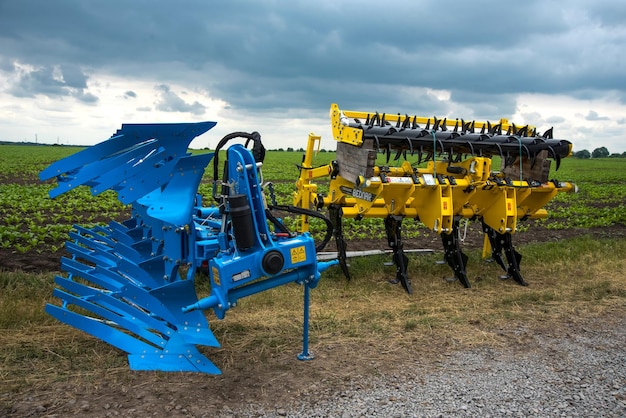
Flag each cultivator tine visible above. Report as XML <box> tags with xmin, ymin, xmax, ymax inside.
<box><xmin>384</xmin><ymin>216</ymin><xmax>412</xmax><ymax>294</ymax></box>
<box><xmin>441</xmin><ymin>219</ymin><xmax>471</xmax><ymax>288</ymax></box>
<box><xmin>483</xmin><ymin>223</ymin><xmax>527</xmax><ymax>286</ymax></box>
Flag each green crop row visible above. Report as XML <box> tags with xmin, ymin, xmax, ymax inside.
<box><xmin>1</xmin><ymin>144</ymin><xmax>625</xmax><ymax>255</ymax></box>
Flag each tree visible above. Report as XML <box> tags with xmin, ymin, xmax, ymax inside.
<box><xmin>574</xmin><ymin>149</ymin><xmax>591</xmax><ymax>159</ymax></box>
<box><xmin>591</xmin><ymin>147</ymin><xmax>610</xmax><ymax>158</ymax></box>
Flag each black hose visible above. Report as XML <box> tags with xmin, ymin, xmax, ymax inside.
<box><xmin>269</xmin><ymin>204</ymin><xmax>334</xmax><ymax>252</ymax></box>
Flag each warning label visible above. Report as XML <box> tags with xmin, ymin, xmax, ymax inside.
<box><xmin>290</xmin><ymin>246</ymin><xmax>307</xmax><ymax>264</ymax></box>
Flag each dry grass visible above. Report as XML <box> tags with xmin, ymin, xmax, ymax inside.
<box><xmin>1</xmin><ymin>235</ymin><xmax>625</xmax><ymax>397</ymax></box>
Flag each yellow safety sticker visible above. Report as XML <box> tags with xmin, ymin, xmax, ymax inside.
<box><xmin>290</xmin><ymin>246</ymin><xmax>307</xmax><ymax>264</ymax></box>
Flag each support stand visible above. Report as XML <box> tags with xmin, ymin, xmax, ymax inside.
<box><xmin>298</xmin><ymin>283</ymin><xmax>315</xmax><ymax>361</ymax></box>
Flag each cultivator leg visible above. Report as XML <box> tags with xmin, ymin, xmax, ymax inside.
<box><xmin>483</xmin><ymin>223</ymin><xmax>527</xmax><ymax>286</ymax></box>
<box><xmin>384</xmin><ymin>215</ymin><xmax>412</xmax><ymax>294</ymax></box>
<box><xmin>329</xmin><ymin>205</ymin><xmax>351</xmax><ymax>280</ymax></box>
<box><xmin>441</xmin><ymin>218</ymin><xmax>471</xmax><ymax>288</ymax></box>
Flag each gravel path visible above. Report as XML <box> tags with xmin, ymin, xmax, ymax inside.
<box><xmin>227</xmin><ymin>320</ymin><xmax>626</xmax><ymax>417</ymax></box>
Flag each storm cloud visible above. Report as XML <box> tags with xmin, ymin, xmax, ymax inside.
<box><xmin>0</xmin><ymin>0</ymin><xmax>624</xmax><ymax>151</ymax></box>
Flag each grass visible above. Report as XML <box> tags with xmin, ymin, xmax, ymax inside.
<box><xmin>1</xmin><ymin>144</ymin><xmax>625</xmax><ymax>410</ymax></box>
<box><xmin>3</xmin><ymin>234</ymin><xmax>624</xmax><ymax>397</ymax></box>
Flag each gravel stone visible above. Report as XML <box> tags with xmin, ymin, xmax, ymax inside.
<box><xmin>226</xmin><ymin>320</ymin><xmax>626</xmax><ymax>417</ymax></box>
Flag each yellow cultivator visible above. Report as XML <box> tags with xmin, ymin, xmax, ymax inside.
<box><xmin>295</xmin><ymin>104</ymin><xmax>577</xmax><ymax>293</ymax></box>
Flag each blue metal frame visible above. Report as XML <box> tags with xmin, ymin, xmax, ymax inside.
<box><xmin>40</xmin><ymin>122</ymin><xmax>336</xmax><ymax>374</ymax></box>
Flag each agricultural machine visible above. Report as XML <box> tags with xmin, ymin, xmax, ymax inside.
<box><xmin>294</xmin><ymin>104</ymin><xmax>577</xmax><ymax>294</ymax></box>
<box><xmin>40</xmin><ymin>122</ymin><xmax>336</xmax><ymax>374</ymax></box>
<box><xmin>40</xmin><ymin>103</ymin><xmax>577</xmax><ymax>374</ymax></box>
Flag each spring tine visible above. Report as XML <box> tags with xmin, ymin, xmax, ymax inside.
<box><xmin>466</xmin><ymin>141</ymin><xmax>475</xmax><ymax>156</ymax></box>
<box><xmin>373</xmin><ymin>135</ymin><xmax>381</xmax><ymax>152</ymax></box>
<box><xmin>386</xmin><ymin>143</ymin><xmax>392</xmax><ymax>163</ymax></box>
<box><xmin>394</xmin><ymin>148</ymin><xmax>403</xmax><ymax>161</ymax></box>
<box><xmin>496</xmin><ymin>143</ymin><xmax>504</xmax><ymax>160</ymax></box>
<box><xmin>405</xmin><ymin>137</ymin><xmax>414</xmax><ymax>155</ymax></box>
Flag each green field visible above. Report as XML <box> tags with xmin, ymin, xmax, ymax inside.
<box><xmin>1</xmin><ymin>144</ymin><xmax>625</xmax><ymax>254</ymax></box>
<box><xmin>1</xmin><ymin>143</ymin><xmax>626</xmax><ymax>409</ymax></box>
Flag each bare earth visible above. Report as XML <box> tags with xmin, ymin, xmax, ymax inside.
<box><xmin>2</xmin><ymin>223</ymin><xmax>625</xmax><ymax>417</ymax></box>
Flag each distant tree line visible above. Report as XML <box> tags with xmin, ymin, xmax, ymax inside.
<box><xmin>573</xmin><ymin>147</ymin><xmax>626</xmax><ymax>159</ymax></box>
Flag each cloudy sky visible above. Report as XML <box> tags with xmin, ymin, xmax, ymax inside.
<box><xmin>1</xmin><ymin>0</ymin><xmax>625</xmax><ymax>153</ymax></box>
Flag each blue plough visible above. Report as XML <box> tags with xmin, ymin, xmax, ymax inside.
<box><xmin>40</xmin><ymin>122</ymin><xmax>336</xmax><ymax>374</ymax></box>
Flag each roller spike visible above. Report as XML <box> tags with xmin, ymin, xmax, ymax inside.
<box><xmin>425</xmin><ymin>118</ymin><xmax>431</xmax><ymax>130</ymax></box>
<box><xmin>441</xmin><ymin>118</ymin><xmax>448</xmax><ymax>131</ymax></box>
<box><xmin>543</xmin><ymin>127</ymin><xmax>553</xmax><ymax>139</ymax></box>
<box><xmin>433</xmin><ymin>117</ymin><xmax>441</xmax><ymax>131</ymax></box>
<box><xmin>365</xmin><ymin>113</ymin><xmax>371</xmax><ymax>125</ymax></box>
<box><xmin>412</xmin><ymin>115</ymin><xmax>418</xmax><ymax>129</ymax></box>
<box><xmin>453</xmin><ymin>119</ymin><xmax>459</xmax><ymax>132</ymax></box>
<box><xmin>381</xmin><ymin>113</ymin><xmax>386</xmax><ymax>126</ymax></box>
<box><xmin>396</xmin><ymin>113</ymin><xmax>401</xmax><ymax>129</ymax></box>
<box><xmin>519</xmin><ymin>125</ymin><xmax>528</xmax><ymax>137</ymax></box>
<box><xmin>470</xmin><ymin>121</ymin><xmax>475</xmax><ymax>134</ymax></box>
<box><xmin>401</xmin><ymin>114</ymin><xmax>410</xmax><ymax>130</ymax></box>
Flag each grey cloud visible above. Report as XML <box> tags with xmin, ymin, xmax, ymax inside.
<box><xmin>154</xmin><ymin>84</ymin><xmax>206</xmax><ymax>115</ymax></box>
<box><xmin>124</xmin><ymin>91</ymin><xmax>137</xmax><ymax>99</ymax></box>
<box><xmin>6</xmin><ymin>63</ymin><xmax>98</xmax><ymax>103</ymax></box>
<box><xmin>585</xmin><ymin>110</ymin><xmax>610</xmax><ymax>121</ymax></box>
<box><xmin>546</xmin><ymin>116</ymin><xmax>566</xmax><ymax>124</ymax></box>
<box><xmin>0</xmin><ymin>0</ymin><xmax>624</xmax><ymax>118</ymax></box>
